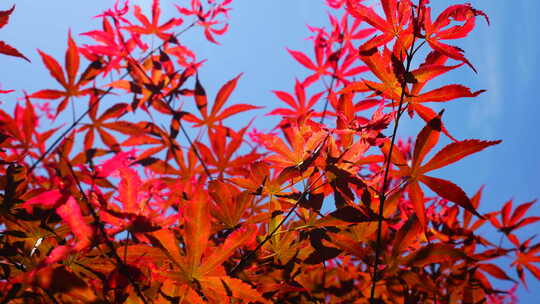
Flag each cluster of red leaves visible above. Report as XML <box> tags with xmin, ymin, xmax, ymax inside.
<box><xmin>0</xmin><ymin>0</ymin><xmax>538</xmax><ymax>303</ymax></box>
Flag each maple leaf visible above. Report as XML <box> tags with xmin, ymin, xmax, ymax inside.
<box><xmin>22</xmin><ymin>191</ymin><xmax>94</xmax><ymax>252</ymax></box>
<box><xmin>509</xmin><ymin>236</ymin><xmax>540</xmax><ymax>288</ymax></box>
<box><xmin>420</xmin><ymin>3</ymin><xmax>489</xmax><ymax>72</ymax></box>
<box><xmin>81</xmin><ymin>17</ymin><xmax>139</xmax><ymax>76</ymax></box>
<box><xmin>56</xmin><ymin>197</ymin><xmax>94</xmax><ymax>251</ymax></box>
<box><xmin>341</xmin><ymin>49</ymin><xmax>483</xmax><ymax>104</ymax></box>
<box><xmin>435</xmin><ymin>187</ymin><xmax>490</xmax><ymax>246</ymax></box>
<box><xmin>304</xmin><ymin>14</ymin><xmax>374</xmax><ymax>87</ymax></box>
<box><xmin>0</xmin><ymin>0</ymin><xmax>532</xmax><ymax>301</ymax></box>
<box><xmin>124</xmin><ymin>0</ymin><xmax>183</xmax><ymax>41</ymax></box>
<box><xmin>176</xmin><ymin>0</ymin><xmax>232</xmax><ymax>44</ymax></box>
<box><xmin>29</xmin><ymin>32</ymin><xmax>94</xmax><ymax>116</ymax></box>
<box><xmin>194</xmin><ymin>125</ymin><xmax>261</xmax><ymax>177</ymax></box>
<box><xmin>340</xmin><ymin>49</ymin><xmax>484</xmax><ymax>139</ymax></box>
<box><xmin>107</xmin><ymin>54</ymin><xmax>189</xmax><ymax>115</ymax></box>
<box><xmin>477</xmin><ymin>263</ymin><xmax>515</xmax><ymax>283</ymax></box>
<box><xmin>147</xmin><ymin>192</ymin><xmax>267</xmax><ymax>303</ymax></box>
<box><xmin>121</xmin><ymin>121</ymin><xmax>205</xmax><ymax>176</ymax></box>
<box><xmin>347</xmin><ymin>0</ymin><xmax>413</xmax><ymax>54</ymax></box>
<box><xmin>486</xmin><ymin>199</ymin><xmax>540</xmax><ymax>241</ymax></box>
<box><xmin>0</xmin><ymin>6</ymin><xmax>30</xmax><ymax>62</ymax></box>
<box><xmin>99</xmin><ymin>167</ymin><xmax>177</xmax><ymax>237</ymax></box>
<box><xmin>183</xmin><ymin>74</ymin><xmax>261</xmax><ymax>129</ymax></box>
<box><xmin>287</xmin><ymin>48</ymin><xmax>332</xmax><ymax>86</ymax></box>
<box><xmin>21</xmin><ymin>265</ymin><xmax>98</xmax><ymax>302</ymax></box>
<box><xmin>0</xmin><ymin>99</ymin><xmax>59</xmax><ymax>159</ymax></box>
<box><xmin>327</xmin><ymin>11</ymin><xmax>377</xmax><ymax>50</ymax></box>
<box><xmin>78</xmin><ymin>95</ymin><xmax>145</xmax><ymax>152</ymax></box>
<box><xmin>405</xmin><ymin>243</ymin><xmax>470</xmax><ymax>267</ymax></box>
<box><xmin>382</xmin><ymin>114</ymin><xmax>500</xmax><ymax>226</ymax></box>
<box><xmin>268</xmin><ymin>80</ymin><xmax>324</xmax><ymax>119</ymax></box>
<box><xmin>231</xmin><ymin>161</ymin><xmax>300</xmax><ymax>198</ymax></box>
<box><xmin>95</xmin><ymin>148</ymin><xmax>137</xmax><ymax>178</ymax></box>
<box><xmin>208</xmin><ymin>180</ymin><xmax>253</xmax><ymax>229</ymax></box>
<box><xmin>256</xmin><ymin>122</ymin><xmax>327</xmax><ymax>169</ymax></box>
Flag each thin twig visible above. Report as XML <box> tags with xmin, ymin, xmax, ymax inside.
<box><xmin>368</xmin><ymin>26</ymin><xmax>421</xmax><ymax>304</ymax></box>
<box><xmin>229</xmin><ymin>172</ymin><xmax>324</xmax><ymax>276</ymax></box>
<box><xmin>229</xmin><ymin>136</ymin><xmax>329</xmax><ymax>276</ymax></box>
<box><xmin>179</xmin><ymin>122</ymin><xmax>213</xmax><ymax>179</ymax></box>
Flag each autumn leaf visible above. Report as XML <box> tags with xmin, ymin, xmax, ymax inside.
<box><xmin>340</xmin><ymin>49</ymin><xmax>485</xmax><ymax>135</ymax></box>
<box><xmin>406</xmin><ymin>243</ymin><xmax>470</xmax><ymax>267</ymax></box>
<box><xmin>347</xmin><ymin>0</ymin><xmax>413</xmax><ymax>54</ymax></box>
<box><xmin>421</xmin><ymin>3</ymin><xmax>489</xmax><ymax>72</ymax></box>
<box><xmin>124</xmin><ymin>0</ymin><xmax>183</xmax><ymax>40</ymax></box>
<box><xmin>486</xmin><ymin>199</ymin><xmax>540</xmax><ymax>238</ymax></box>
<box><xmin>56</xmin><ymin>197</ymin><xmax>93</xmax><ymax>251</ymax></box>
<box><xmin>0</xmin><ymin>6</ymin><xmax>30</xmax><ymax>62</ymax></box>
<box><xmin>509</xmin><ymin>236</ymin><xmax>540</xmax><ymax>287</ymax></box>
<box><xmin>183</xmin><ymin>74</ymin><xmax>262</xmax><ymax>128</ymax></box>
<box><xmin>29</xmin><ymin>32</ymin><xmax>94</xmax><ymax>116</ymax></box>
<box><xmin>382</xmin><ymin>115</ymin><xmax>500</xmax><ymax>226</ymax></box>
<box><xmin>268</xmin><ymin>79</ymin><xmax>324</xmax><ymax>119</ymax></box>
<box><xmin>194</xmin><ymin>125</ymin><xmax>261</xmax><ymax>177</ymax></box>
<box><xmin>147</xmin><ymin>202</ymin><xmax>264</xmax><ymax>302</ymax></box>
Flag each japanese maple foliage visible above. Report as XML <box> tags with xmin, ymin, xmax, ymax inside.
<box><xmin>0</xmin><ymin>0</ymin><xmax>537</xmax><ymax>303</ymax></box>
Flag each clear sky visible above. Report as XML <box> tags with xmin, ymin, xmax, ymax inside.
<box><xmin>1</xmin><ymin>0</ymin><xmax>539</xmax><ymax>302</ymax></box>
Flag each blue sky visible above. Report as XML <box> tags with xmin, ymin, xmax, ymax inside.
<box><xmin>1</xmin><ymin>0</ymin><xmax>539</xmax><ymax>301</ymax></box>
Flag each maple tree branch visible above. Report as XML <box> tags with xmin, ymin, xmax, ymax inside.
<box><xmin>369</xmin><ymin>34</ymin><xmax>419</xmax><ymax>304</ymax></box>
<box><xmin>179</xmin><ymin>121</ymin><xmax>213</xmax><ymax>180</ymax></box>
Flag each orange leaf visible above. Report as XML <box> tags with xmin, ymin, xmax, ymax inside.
<box><xmin>0</xmin><ymin>40</ymin><xmax>29</xmax><ymax>62</ymax></box>
<box><xmin>408</xmin><ymin>180</ymin><xmax>427</xmax><ymax>228</ymax></box>
<box><xmin>407</xmin><ymin>243</ymin><xmax>469</xmax><ymax>267</ymax></box>
<box><xmin>56</xmin><ymin>197</ymin><xmax>93</xmax><ymax>251</ymax></box>
<box><xmin>420</xmin><ymin>175</ymin><xmax>482</xmax><ymax>217</ymax></box>
<box><xmin>66</xmin><ymin>31</ymin><xmax>80</xmax><ymax>85</ymax></box>
<box><xmin>412</xmin><ymin>114</ymin><xmax>441</xmax><ymax>170</ymax></box>
<box><xmin>392</xmin><ymin>214</ymin><xmax>423</xmax><ymax>258</ymax></box>
<box><xmin>184</xmin><ymin>191</ymin><xmax>211</xmax><ymax>276</ymax></box>
<box><xmin>212</xmin><ymin>73</ymin><xmax>242</xmax><ymax>116</ymax></box>
<box><xmin>149</xmin><ymin>229</ymin><xmax>185</xmax><ymax>269</ymax></box>
<box><xmin>220</xmin><ymin>276</ymin><xmax>269</xmax><ymax>304</ymax></box>
<box><xmin>200</xmin><ymin>224</ymin><xmax>257</xmax><ymax>276</ymax></box>
<box><xmin>37</xmin><ymin>49</ymin><xmax>67</xmax><ymax>87</ymax></box>
<box><xmin>194</xmin><ymin>76</ymin><xmax>208</xmax><ymax>117</ymax></box>
<box><xmin>415</xmin><ymin>84</ymin><xmax>485</xmax><ymax>103</ymax></box>
<box><xmin>478</xmin><ymin>263</ymin><xmax>515</xmax><ymax>281</ymax></box>
<box><xmin>421</xmin><ymin>139</ymin><xmax>501</xmax><ymax>173</ymax></box>
<box><xmin>117</xmin><ymin>167</ymin><xmax>143</xmax><ymax>213</ymax></box>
